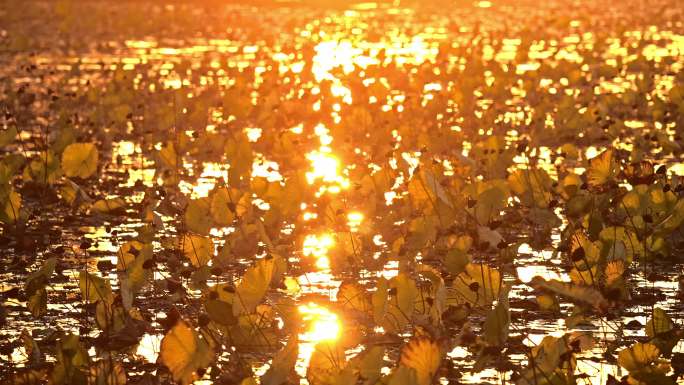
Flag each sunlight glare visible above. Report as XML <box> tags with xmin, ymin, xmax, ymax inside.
<box><xmin>303</xmin><ymin>233</ymin><xmax>335</xmax><ymax>270</ymax></box>
<box><xmin>298</xmin><ymin>303</ymin><xmax>341</xmax><ymax>342</ymax></box>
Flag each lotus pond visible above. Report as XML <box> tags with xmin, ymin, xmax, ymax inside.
<box><xmin>2</xmin><ymin>1</ymin><xmax>684</xmax><ymax>385</ymax></box>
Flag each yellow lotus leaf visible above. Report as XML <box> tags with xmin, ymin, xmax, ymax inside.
<box><xmin>159</xmin><ymin>319</ymin><xmax>214</xmax><ymax>385</ymax></box>
<box><xmin>307</xmin><ymin>340</ymin><xmax>348</xmax><ymax>385</ymax></box>
<box><xmin>586</xmin><ymin>149</ymin><xmax>617</xmax><ymax>188</ymax></box>
<box><xmin>181</xmin><ymin>234</ymin><xmax>213</xmax><ymax>267</ymax></box>
<box><xmin>233</xmin><ymin>257</ymin><xmax>275</xmax><ymax>315</ymax></box>
<box><xmin>449</xmin><ymin>264</ymin><xmax>502</xmax><ymax>307</ymax></box>
<box><xmin>62</xmin><ymin>142</ymin><xmax>99</xmax><ymax>178</ymax></box>
<box><xmin>79</xmin><ymin>271</ymin><xmax>113</xmax><ymax>305</ymax></box>
<box><xmin>645</xmin><ymin>308</ymin><xmax>674</xmax><ymax>338</ymax></box>
<box><xmin>617</xmin><ymin>342</ymin><xmax>660</xmax><ymax>373</ymax></box>
<box><xmin>399</xmin><ymin>337</ymin><xmax>441</xmax><ymax>385</ymax></box>
<box><xmin>184</xmin><ymin>197</ymin><xmax>212</xmax><ymax>235</ymax></box>
<box><xmin>337</xmin><ymin>281</ymin><xmax>371</xmax><ymax>313</ymax></box>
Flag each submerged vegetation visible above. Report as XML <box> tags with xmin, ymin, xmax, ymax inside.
<box><xmin>2</xmin><ymin>0</ymin><xmax>684</xmax><ymax>384</ymax></box>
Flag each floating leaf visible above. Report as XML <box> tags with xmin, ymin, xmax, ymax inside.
<box><xmin>91</xmin><ymin>197</ymin><xmax>126</xmax><ymax>214</ymax></box>
<box><xmin>529</xmin><ymin>277</ymin><xmax>607</xmax><ymax>310</ymax></box>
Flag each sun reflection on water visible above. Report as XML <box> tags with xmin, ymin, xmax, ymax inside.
<box><xmin>296</xmin><ymin>303</ymin><xmax>342</xmax><ymax>379</ymax></box>
<box><xmin>298</xmin><ymin>303</ymin><xmax>341</xmax><ymax>343</ymax></box>
<box><xmin>303</xmin><ymin>233</ymin><xmax>335</xmax><ymax>270</ymax></box>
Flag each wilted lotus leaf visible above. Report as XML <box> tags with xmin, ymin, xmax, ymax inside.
<box><xmin>413</xmin><ymin>264</ymin><xmax>447</xmax><ymax>324</ymax></box>
<box><xmin>507</xmin><ymin>168</ymin><xmax>553</xmax><ymax>208</ymax></box>
<box><xmin>449</xmin><ymin>263</ymin><xmax>502</xmax><ymax>307</ymax></box>
<box><xmin>60</xmin><ymin>179</ymin><xmax>91</xmax><ymax>208</ymax></box>
<box><xmin>117</xmin><ymin>241</ymin><xmax>153</xmax><ymax>309</ymax></box>
<box><xmin>371</xmin><ymin>274</ymin><xmax>419</xmax><ymax>333</ymax></box>
<box><xmin>408</xmin><ymin>168</ymin><xmax>452</xmax><ymax>210</ymax></box>
<box><xmin>623</xmin><ymin>160</ymin><xmax>656</xmax><ymax>186</ymax></box>
<box><xmin>536</xmin><ymin>294</ymin><xmax>560</xmax><ymax>312</ymax></box>
<box><xmin>210</xmin><ymin>187</ymin><xmax>241</xmax><ymax>225</ymax></box>
<box><xmin>348</xmin><ymin>346</ymin><xmax>385</xmax><ymax>385</ymax></box>
<box><xmin>329</xmin><ymin>232</ymin><xmax>362</xmax><ymax>271</ymax></box>
<box><xmin>559</xmin><ymin>173</ymin><xmax>582</xmax><ymax>199</ymax></box>
<box><xmin>95</xmin><ymin>301</ymin><xmax>127</xmax><ymax>332</ymax></box>
<box><xmin>91</xmin><ymin>197</ymin><xmax>126</xmax><ymax>214</ymax></box>
<box><xmin>89</xmin><ymin>360</ymin><xmax>126</xmax><ymax>385</ymax></box>
<box><xmin>391</xmin><ymin>273</ymin><xmax>419</xmax><ymax>320</ymax></box>
<box><xmin>646</xmin><ymin>308</ymin><xmax>674</xmax><ymax>338</ymax></box>
<box><xmin>27</xmin><ymin>287</ymin><xmax>47</xmax><ymax>317</ymax></box>
<box><xmin>599</xmin><ymin>226</ymin><xmax>643</xmax><ymax>263</ymax></box>
<box><xmin>24</xmin><ymin>150</ymin><xmax>60</xmax><ymax>185</ymax></box>
<box><xmin>399</xmin><ymin>337</ymin><xmax>442</xmax><ymax>385</ymax></box>
<box><xmin>464</xmin><ymin>180</ymin><xmax>509</xmax><ymax>225</ymax></box>
<box><xmin>160</xmin><ymin>319</ymin><xmax>214</xmax><ymax>385</ymax></box>
<box><xmin>472</xmin><ymin>136</ymin><xmax>514</xmax><ymax>178</ymax></box>
<box><xmin>79</xmin><ymin>271</ymin><xmax>113</xmax><ymax>305</ymax></box>
<box><xmin>262</xmin><ymin>337</ymin><xmax>298</xmax><ymax>385</ymax></box>
<box><xmin>569</xmin><ymin>231</ymin><xmax>601</xmax><ymax>268</ymax></box>
<box><xmin>372</xmin><ymin>277</ymin><xmax>389</xmax><ymax>324</ymax></box>
<box><xmin>604</xmin><ymin>260</ymin><xmax>626</xmax><ymax>288</ymax></box>
<box><xmin>225</xmin><ymin>134</ymin><xmax>253</xmax><ymax>184</ymax></box>
<box><xmin>184</xmin><ymin>197</ymin><xmax>212</xmax><ymax>235</ymax></box>
<box><xmin>306</xmin><ymin>340</ymin><xmax>349</xmax><ymax>385</ymax></box>
<box><xmin>157</xmin><ymin>141</ymin><xmax>179</xmax><ymax>171</ymax></box>
<box><xmin>337</xmin><ymin>281</ymin><xmax>371</xmax><ymax>314</ymax></box>
<box><xmin>386</xmin><ymin>366</ymin><xmax>419</xmax><ymax>385</ymax></box>
<box><xmin>529</xmin><ymin>277</ymin><xmax>607</xmax><ymax>310</ymax></box>
<box><xmin>444</xmin><ymin>248</ymin><xmax>470</xmax><ymax>276</ymax></box>
<box><xmin>0</xmin><ymin>187</ymin><xmax>21</xmax><ymax>224</ymax></box>
<box><xmin>569</xmin><ymin>266</ymin><xmax>598</xmax><ymax>286</ymax></box>
<box><xmin>181</xmin><ymin>234</ymin><xmax>213</xmax><ymax>267</ymax></box>
<box><xmin>233</xmin><ymin>257</ymin><xmax>275</xmax><ymax>315</ymax></box>
<box><xmin>51</xmin><ymin>334</ymin><xmax>90</xmax><ymax>385</ymax></box>
<box><xmin>586</xmin><ymin>149</ymin><xmax>617</xmax><ymax>190</ymax></box>
<box><xmin>516</xmin><ymin>335</ymin><xmax>574</xmax><ymax>385</ymax></box>
<box><xmin>0</xmin><ymin>126</ymin><xmax>16</xmax><ymax>147</ymax></box>
<box><xmin>655</xmin><ymin>199</ymin><xmax>684</xmax><ymax>235</ymax></box>
<box><xmin>20</xmin><ymin>329</ymin><xmax>41</xmax><ymax>366</ymax></box>
<box><xmin>482</xmin><ymin>291</ymin><xmax>510</xmax><ymax>347</ymax></box>
<box><xmin>617</xmin><ymin>342</ymin><xmax>668</xmax><ymax>378</ymax></box>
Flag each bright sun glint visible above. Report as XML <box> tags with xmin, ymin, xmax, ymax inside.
<box><xmin>306</xmin><ymin>151</ymin><xmax>345</xmax><ymax>184</ymax></box>
<box><xmin>347</xmin><ymin>211</ymin><xmax>364</xmax><ymax>230</ymax></box>
<box><xmin>299</xmin><ymin>303</ymin><xmax>341</xmax><ymax>342</ymax></box>
<box><xmin>303</xmin><ymin>233</ymin><xmax>335</xmax><ymax>270</ymax></box>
